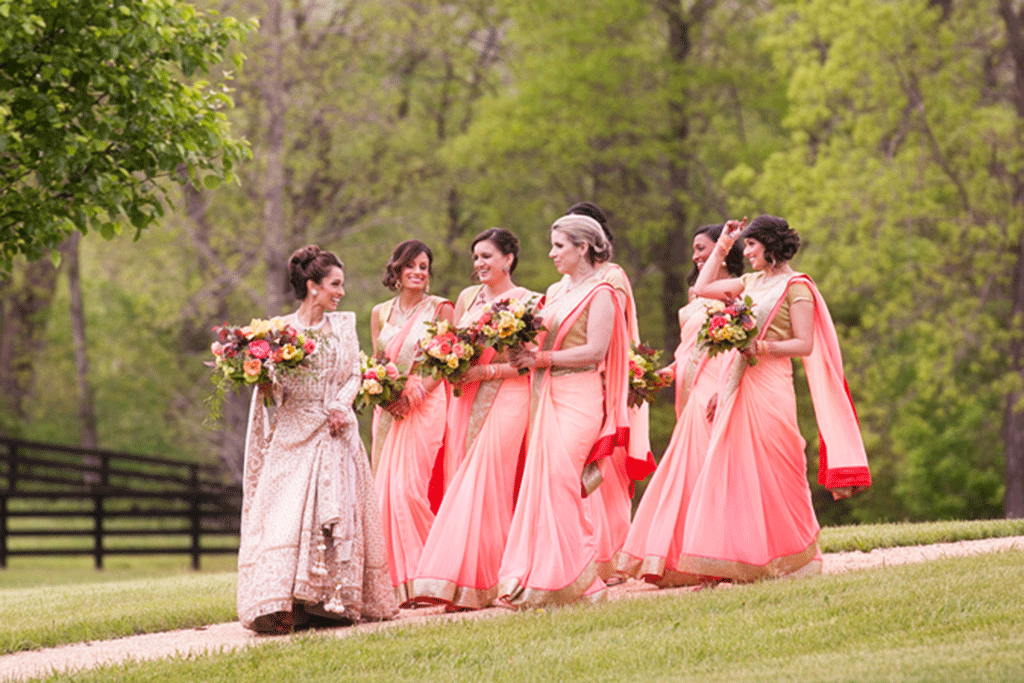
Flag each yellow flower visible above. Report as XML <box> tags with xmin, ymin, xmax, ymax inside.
<box><xmin>446</xmin><ymin>355</ymin><xmax>460</xmax><ymax>369</ymax></box>
<box><xmin>362</xmin><ymin>378</ymin><xmax>382</xmax><ymax>395</ymax></box>
<box><xmin>281</xmin><ymin>344</ymin><xmax>300</xmax><ymax>360</ymax></box>
<box><xmin>707</xmin><ymin>301</ymin><xmax>725</xmax><ymax>314</ymax></box>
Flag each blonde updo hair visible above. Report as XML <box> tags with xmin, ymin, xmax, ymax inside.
<box><xmin>550</xmin><ymin>214</ymin><xmax>613</xmax><ymax>265</ymax></box>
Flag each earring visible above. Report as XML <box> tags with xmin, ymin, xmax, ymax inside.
<box><xmin>311</xmin><ymin>288</ymin><xmax>318</xmax><ymax>296</ymax></box>
<box><xmin>502</xmin><ymin>265</ymin><xmax>510</xmax><ymax>274</ymax></box>
<box><xmin>425</xmin><ymin>281</ymin><xmax>431</xmax><ymax>294</ymax></box>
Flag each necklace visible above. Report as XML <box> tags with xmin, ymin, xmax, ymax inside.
<box><xmin>393</xmin><ymin>294</ymin><xmax>425</xmax><ymax>323</ymax></box>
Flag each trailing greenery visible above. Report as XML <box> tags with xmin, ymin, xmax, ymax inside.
<box><xmin>27</xmin><ymin>550</ymin><xmax>1024</xmax><ymax>682</ymax></box>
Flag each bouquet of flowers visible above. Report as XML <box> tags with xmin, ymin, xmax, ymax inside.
<box><xmin>206</xmin><ymin>317</ymin><xmax>319</xmax><ymax>416</ymax></box>
<box><xmin>627</xmin><ymin>342</ymin><xmax>673</xmax><ymax>408</ymax></box>
<box><xmin>469</xmin><ymin>297</ymin><xmax>545</xmax><ymax>374</ymax></box>
<box><xmin>417</xmin><ymin>319</ymin><xmax>479</xmax><ymax>394</ymax></box>
<box><xmin>354</xmin><ymin>351</ymin><xmax>407</xmax><ymax>415</ymax></box>
<box><xmin>696</xmin><ymin>296</ymin><xmax>760</xmax><ymax>365</ymax></box>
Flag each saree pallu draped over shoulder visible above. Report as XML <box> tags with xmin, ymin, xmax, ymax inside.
<box><xmin>410</xmin><ymin>285</ymin><xmax>541</xmax><ymax>609</ymax></box>
<box><xmin>496</xmin><ymin>278</ymin><xmax>639</xmax><ymax>609</ymax></box>
<box><xmin>674</xmin><ymin>274</ymin><xmax>870</xmax><ymax>583</ymax></box>
<box><xmin>372</xmin><ymin>295</ymin><xmax>452</xmax><ymax>604</ymax></box>
<box><xmin>585</xmin><ymin>263</ymin><xmax>657</xmax><ymax>579</ymax></box>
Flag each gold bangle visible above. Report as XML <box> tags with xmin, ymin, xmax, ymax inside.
<box><xmin>717</xmin><ymin>235</ymin><xmax>735</xmax><ymax>250</ymax></box>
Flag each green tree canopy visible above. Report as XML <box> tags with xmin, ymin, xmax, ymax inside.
<box><xmin>0</xmin><ymin>0</ymin><xmax>253</xmax><ymax>272</ymax></box>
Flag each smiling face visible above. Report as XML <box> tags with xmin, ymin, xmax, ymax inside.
<box><xmin>473</xmin><ymin>239</ymin><xmax>513</xmax><ymax>285</ymax></box>
<box><xmin>310</xmin><ymin>265</ymin><xmax>345</xmax><ymax>309</ymax></box>
<box><xmin>549</xmin><ymin>228</ymin><xmax>586</xmax><ymax>276</ymax></box>
<box><xmin>401</xmin><ymin>251</ymin><xmax>431</xmax><ymax>291</ymax></box>
<box><xmin>692</xmin><ymin>233</ymin><xmax>716</xmax><ymax>271</ymax></box>
<box><xmin>743</xmin><ymin>238</ymin><xmax>769</xmax><ymax>272</ymax></box>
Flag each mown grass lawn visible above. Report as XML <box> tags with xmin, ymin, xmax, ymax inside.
<box><xmin>29</xmin><ymin>549</ymin><xmax>1024</xmax><ymax>683</ymax></box>
<box><xmin>6</xmin><ymin>520</ymin><xmax>1024</xmax><ymax>675</ymax></box>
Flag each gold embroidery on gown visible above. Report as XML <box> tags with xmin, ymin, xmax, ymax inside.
<box><xmin>237</xmin><ymin>311</ymin><xmax>398</xmax><ymax>629</ymax></box>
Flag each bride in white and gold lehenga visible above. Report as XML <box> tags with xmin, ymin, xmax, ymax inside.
<box><xmin>237</xmin><ymin>245</ymin><xmax>398</xmax><ymax>633</ymax></box>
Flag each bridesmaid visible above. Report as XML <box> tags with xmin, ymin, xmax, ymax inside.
<box><xmin>614</xmin><ymin>224</ymin><xmax>744</xmax><ymax>586</ymax></box>
<box><xmin>564</xmin><ymin>202</ymin><xmax>655</xmax><ymax>582</ymax></box>
<box><xmin>677</xmin><ymin>215</ymin><xmax>870</xmax><ymax>583</ymax></box>
<box><xmin>370</xmin><ymin>240</ymin><xmax>454</xmax><ymax>606</ymax></box>
<box><xmin>497</xmin><ymin>214</ymin><xmax>643</xmax><ymax>609</ymax></box>
<box><xmin>411</xmin><ymin>228</ymin><xmax>542</xmax><ymax>610</ymax></box>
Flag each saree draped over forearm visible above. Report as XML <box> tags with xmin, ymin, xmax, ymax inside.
<box><xmin>675</xmin><ymin>273</ymin><xmax>870</xmax><ymax>582</ymax></box>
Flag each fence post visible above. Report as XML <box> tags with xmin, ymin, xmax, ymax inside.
<box><xmin>188</xmin><ymin>465</ymin><xmax>201</xmax><ymax>571</ymax></box>
<box><xmin>0</xmin><ymin>494</ymin><xmax>7</xmax><ymax>569</ymax></box>
<box><xmin>93</xmin><ymin>453</ymin><xmax>109</xmax><ymax>570</ymax></box>
<box><xmin>1</xmin><ymin>443</ymin><xmax>12</xmax><ymax>568</ymax></box>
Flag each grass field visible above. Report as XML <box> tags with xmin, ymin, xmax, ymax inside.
<box><xmin>27</xmin><ymin>549</ymin><xmax>1024</xmax><ymax>683</ymax></box>
<box><xmin>2</xmin><ymin>519</ymin><xmax>1024</xmax><ymax>681</ymax></box>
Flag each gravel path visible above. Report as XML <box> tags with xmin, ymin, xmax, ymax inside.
<box><xmin>2</xmin><ymin>535</ymin><xmax>1022</xmax><ymax>682</ymax></box>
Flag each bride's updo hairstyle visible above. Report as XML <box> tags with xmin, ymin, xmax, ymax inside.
<box><xmin>382</xmin><ymin>239</ymin><xmax>434</xmax><ymax>292</ymax></box>
<box><xmin>551</xmin><ymin>214</ymin><xmax>613</xmax><ymax>266</ymax></box>
<box><xmin>741</xmin><ymin>214</ymin><xmax>800</xmax><ymax>264</ymax></box>
<box><xmin>288</xmin><ymin>245</ymin><xmax>344</xmax><ymax>300</ymax></box>
<box><xmin>472</xmin><ymin>228</ymin><xmax>520</xmax><ymax>275</ymax></box>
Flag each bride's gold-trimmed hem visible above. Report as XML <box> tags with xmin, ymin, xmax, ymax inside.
<box><xmin>496</xmin><ymin>561</ymin><xmax>604</xmax><ymax>609</ymax></box>
<box><xmin>675</xmin><ymin>539</ymin><xmax>821</xmax><ymax>583</ymax></box>
<box><xmin>407</xmin><ymin>577</ymin><xmax>497</xmax><ymax>611</ymax></box>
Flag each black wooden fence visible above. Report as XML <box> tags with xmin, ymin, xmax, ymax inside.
<box><xmin>0</xmin><ymin>436</ymin><xmax>241</xmax><ymax>569</ymax></box>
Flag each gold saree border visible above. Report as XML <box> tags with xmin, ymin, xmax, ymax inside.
<box><xmin>613</xmin><ymin>551</ymin><xmax>704</xmax><ymax>587</ymax></box>
<box><xmin>408</xmin><ymin>577</ymin><xmax>498</xmax><ymax>611</ymax></box>
<box><xmin>497</xmin><ymin>561</ymin><xmax>604</xmax><ymax>609</ymax></box>
<box><xmin>675</xmin><ymin>538</ymin><xmax>821</xmax><ymax>583</ymax></box>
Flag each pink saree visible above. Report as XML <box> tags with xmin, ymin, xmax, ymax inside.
<box><xmin>496</xmin><ymin>278</ymin><xmax>637</xmax><ymax>608</ymax></box>
<box><xmin>615</xmin><ymin>297</ymin><xmax>724</xmax><ymax>585</ymax></box>
<box><xmin>675</xmin><ymin>273</ymin><xmax>870</xmax><ymax>582</ymax></box>
<box><xmin>372</xmin><ymin>295</ymin><xmax>452</xmax><ymax>604</ymax></box>
<box><xmin>584</xmin><ymin>263</ymin><xmax>656</xmax><ymax>578</ymax></box>
<box><xmin>411</xmin><ymin>285</ymin><xmax>541</xmax><ymax>609</ymax></box>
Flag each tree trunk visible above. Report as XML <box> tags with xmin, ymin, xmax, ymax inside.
<box><xmin>0</xmin><ymin>258</ymin><xmax>62</xmax><ymax>434</ymax></box>
<box><xmin>61</xmin><ymin>232</ymin><xmax>98</xmax><ymax>450</ymax></box>
<box><xmin>658</xmin><ymin>1</ymin><xmax>695</xmax><ymax>353</ymax></box>
<box><xmin>261</xmin><ymin>0</ymin><xmax>288</xmax><ymax>316</ymax></box>
<box><xmin>1003</xmin><ymin>236</ymin><xmax>1024</xmax><ymax>518</ymax></box>
<box><xmin>999</xmin><ymin>0</ymin><xmax>1024</xmax><ymax>518</ymax></box>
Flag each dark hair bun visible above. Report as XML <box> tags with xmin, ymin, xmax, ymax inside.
<box><xmin>741</xmin><ymin>215</ymin><xmax>800</xmax><ymax>263</ymax></box>
<box><xmin>287</xmin><ymin>245</ymin><xmax>343</xmax><ymax>299</ymax></box>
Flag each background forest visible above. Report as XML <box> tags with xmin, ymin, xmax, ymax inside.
<box><xmin>3</xmin><ymin>0</ymin><xmax>1024</xmax><ymax>525</ymax></box>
